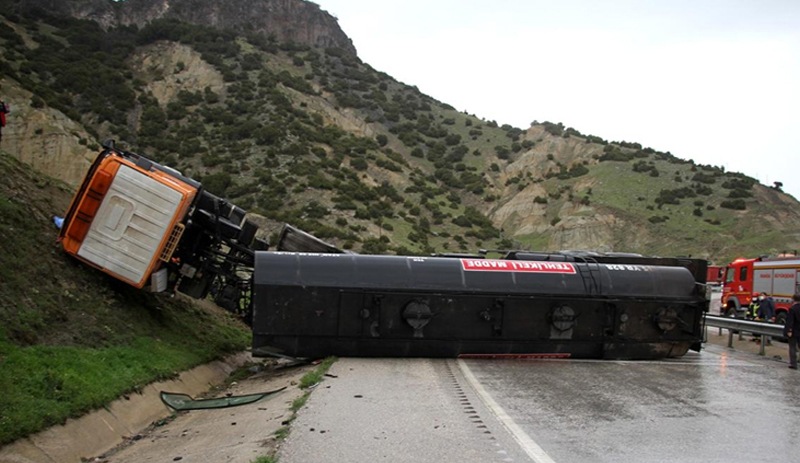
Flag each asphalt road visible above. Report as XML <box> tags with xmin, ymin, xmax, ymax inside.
<box><xmin>279</xmin><ymin>358</ymin><xmax>531</xmax><ymax>462</ymax></box>
<box><xmin>280</xmin><ymin>343</ymin><xmax>800</xmax><ymax>463</ymax></box>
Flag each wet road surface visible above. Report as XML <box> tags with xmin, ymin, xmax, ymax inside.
<box><xmin>279</xmin><ymin>358</ymin><xmax>531</xmax><ymax>462</ymax></box>
<box><xmin>463</xmin><ymin>344</ymin><xmax>800</xmax><ymax>462</ymax></box>
<box><xmin>280</xmin><ymin>343</ymin><xmax>800</xmax><ymax>463</ymax></box>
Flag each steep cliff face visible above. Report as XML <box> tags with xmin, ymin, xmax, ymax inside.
<box><xmin>129</xmin><ymin>41</ymin><xmax>225</xmax><ymax>106</ymax></box>
<box><xmin>0</xmin><ymin>79</ymin><xmax>97</xmax><ymax>189</ymax></box>
<box><xmin>10</xmin><ymin>0</ymin><xmax>356</xmax><ymax>55</ymax></box>
<box><xmin>487</xmin><ymin>125</ymin><xmax>612</xmax><ymax>250</ymax></box>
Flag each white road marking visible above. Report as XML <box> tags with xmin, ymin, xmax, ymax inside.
<box><xmin>457</xmin><ymin>359</ymin><xmax>557</xmax><ymax>463</ymax></box>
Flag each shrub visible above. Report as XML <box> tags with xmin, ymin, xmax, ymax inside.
<box><xmin>720</xmin><ymin>199</ymin><xmax>747</xmax><ymax>210</ymax></box>
<box><xmin>361</xmin><ymin>237</ymin><xmax>390</xmax><ymax>254</ymax></box>
<box><xmin>599</xmin><ymin>145</ymin><xmax>634</xmax><ymax>162</ymax></box>
<box><xmin>721</xmin><ymin>177</ymin><xmax>755</xmax><ymax>190</ymax></box>
<box><xmin>350</xmin><ymin>158</ymin><xmax>368</xmax><ymax>171</ymax></box>
<box><xmin>445</xmin><ymin>133</ymin><xmax>461</xmax><ymax>146</ymax></box>
<box><xmin>201</xmin><ymin>172</ymin><xmax>232</xmax><ymax>196</ymax></box>
<box><xmin>728</xmin><ymin>188</ymin><xmax>753</xmax><ymax>199</ymax></box>
<box><xmin>693</xmin><ymin>184</ymin><xmax>713</xmax><ymax>196</ymax></box>
<box><xmin>541</xmin><ymin>121</ymin><xmax>564</xmax><ymax>136</ymax></box>
<box><xmin>655</xmin><ymin>187</ymin><xmax>696</xmax><ymax>206</ymax></box>
<box><xmin>632</xmin><ymin>161</ymin><xmax>654</xmax><ymax>173</ymax></box>
<box><xmin>564</xmin><ymin>164</ymin><xmax>589</xmax><ymax>179</ymax></box>
<box><xmin>691</xmin><ymin>172</ymin><xmax>717</xmax><ymax>184</ymax></box>
<box><xmin>495</xmin><ymin>146</ymin><xmax>511</xmax><ymax>160</ymax></box>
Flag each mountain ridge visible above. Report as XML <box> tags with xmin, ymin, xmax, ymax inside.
<box><xmin>1</xmin><ymin>0</ymin><xmax>799</xmax><ymax>263</ymax></box>
<box><xmin>5</xmin><ymin>0</ymin><xmax>356</xmax><ymax>54</ymax></box>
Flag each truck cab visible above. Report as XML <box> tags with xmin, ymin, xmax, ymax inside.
<box><xmin>58</xmin><ymin>141</ymin><xmax>267</xmax><ymax>318</ymax></box>
<box><xmin>721</xmin><ymin>258</ymin><xmax>757</xmax><ymax>318</ymax></box>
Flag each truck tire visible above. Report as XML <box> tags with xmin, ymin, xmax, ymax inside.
<box><xmin>776</xmin><ymin>311</ymin><xmax>788</xmax><ymax>343</ymax></box>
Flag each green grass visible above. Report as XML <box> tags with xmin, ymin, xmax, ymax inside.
<box><xmin>251</xmin><ymin>456</ymin><xmax>278</xmax><ymax>463</ymax></box>
<box><xmin>298</xmin><ymin>356</ymin><xmax>337</xmax><ymax>389</ymax></box>
<box><xmin>511</xmin><ymin>159</ymin><xmax>787</xmax><ymax>262</ymax></box>
<box><xmin>0</xmin><ymin>314</ymin><xmax>249</xmax><ymax>445</ymax></box>
<box><xmin>290</xmin><ymin>394</ymin><xmax>309</xmax><ymax>412</ymax></box>
<box><xmin>255</xmin><ymin>357</ymin><xmax>337</xmax><ymax>463</ymax></box>
<box><xmin>270</xmin><ymin>356</ymin><xmax>338</xmax><ymax>440</ymax></box>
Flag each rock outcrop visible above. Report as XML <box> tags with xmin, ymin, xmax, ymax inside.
<box><xmin>9</xmin><ymin>0</ymin><xmax>356</xmax><ymax>55</ymax></box>
<box><xmin>0</xmin><ymin>79</ymin><xmax>96</xmax><ymax>189</ymax></box>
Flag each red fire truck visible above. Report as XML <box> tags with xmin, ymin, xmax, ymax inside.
<box><xmin>720</xmin><ymin>256</ymin><xmax>800</xmax><ymax>323</ymax></box>
<box><xmin>707</xmin><ymin>265</ymin><xmax>724</xmax><ymax>286</ymax></box>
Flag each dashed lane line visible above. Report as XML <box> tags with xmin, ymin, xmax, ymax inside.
<box><xmin>457</xmin><ymin>359</ymin><xmax>557</xmax><ymax>463</ymax></box>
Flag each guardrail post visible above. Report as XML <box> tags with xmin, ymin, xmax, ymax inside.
<box><xmin>706</xmin><ymin>315</ymin><xmax>784</xmax><ymax>355</ymax></box>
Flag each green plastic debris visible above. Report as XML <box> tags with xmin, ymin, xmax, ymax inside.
<box><xmin>160</xmin><ymin>387</ymin><xmax>287</xmax><ymax>410</ymax></box>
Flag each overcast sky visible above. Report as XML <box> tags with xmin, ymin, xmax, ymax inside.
<box><xmin>317</xmin><ymin>0</ymin><xmax>800</xmax><ymax>199</ymax></box>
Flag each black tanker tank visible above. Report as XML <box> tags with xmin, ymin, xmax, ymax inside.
<box><xmin>251</xmin><ymin>251</ymin><xmax>709</xmax><ymax>360</ymax></box>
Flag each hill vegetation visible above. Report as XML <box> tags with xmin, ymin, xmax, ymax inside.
<box><xmin>2</xmin><ymin>2</ymin><xmax>800</xmax><ymax>263</ymax></box>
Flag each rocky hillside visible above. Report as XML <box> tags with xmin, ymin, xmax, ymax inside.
<box><xmin>5</xmin><ymin>0</ymin><xmax>355</xmax><ymax>54</ymax></box>
<box><xmin>1</xmin><ymin>0</ymin><xmax>799</xmax><ymax>264</ymax></box>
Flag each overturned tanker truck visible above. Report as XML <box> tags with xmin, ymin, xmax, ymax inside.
<box><xmin>59</xmin><ymin>142</ymin><xmax>710</xmax><ymax>361</ymax></box>
<box><xmin>252</xmin><ymin>251</ymin><xmax>709</xmax><ymax>360</ymax></box>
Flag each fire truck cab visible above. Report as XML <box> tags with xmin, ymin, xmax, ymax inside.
<box><xmin>721</xmin><ymin>256</ymin><xmax>800</xmax><ymax>323</ymax></box>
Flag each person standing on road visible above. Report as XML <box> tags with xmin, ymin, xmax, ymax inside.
<box><xmin>783</xmin><ymin>293</ymin><xmax>800</xmax><ymax>369</ymax></box>
<box><xmin>756</xmin><ymin>292</ymin><xmax>775</xmax><ymax>322</ymax></box>
<box><xmin>756</xmin><ymin>292</ymin><xmax>776</xmax><ymax>345</ymax></box>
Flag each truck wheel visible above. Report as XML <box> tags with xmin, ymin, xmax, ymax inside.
<box><xmin>775</xmin><ymin>312</ymin><xmax>788</xmax><ymax>343</ymax></box>
<box><xmin>724</xmin><ymin>304</ymin><xmax>740</xmax><ymax>333</ymax></box>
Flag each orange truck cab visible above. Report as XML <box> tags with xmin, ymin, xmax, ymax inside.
<box><xmin>58</xmin><ymin>141</ymin><xmax>266</xmax><ymax>316</ymax></box>
<box><xmin>59</xmin><ymin>146</ymin><xmax>198</xmax><ymax>289</ymax></box>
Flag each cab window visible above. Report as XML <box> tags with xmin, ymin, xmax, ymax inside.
<box><xmin>739</xmin><ymin>266</ymin><xmax>748</xmax><ymax>282</ymax></box>
<box><xmin>725</xmin><ymin>267</ymin><xmax>735</xmax><ymax>283</ymax></box>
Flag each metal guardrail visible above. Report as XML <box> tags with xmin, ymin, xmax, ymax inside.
<box><xmin>705</xmin><ymin>314</ymin><xmax>785</xmax><ymax>356</ymax></box>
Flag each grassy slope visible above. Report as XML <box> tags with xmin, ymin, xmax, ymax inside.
<box><xmin>0</xmin><ymin>152</ymin><xmax>250</xmax><ymax>445</ymax></box>
<box><xmin>504</xmin><ymin>153</ymin><xmax>800</xmax><ymax>262</ymax></box>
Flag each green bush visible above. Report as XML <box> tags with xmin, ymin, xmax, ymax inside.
<box><xmin>721</xmin><ymin>176</ymin><xmax>755</xmax><ymax>190</ymax></box>
<box><xmin>494</xmin><ymin>146</ymin><xmax>511</xmax><ymax>160</ymax></box>
<box><xmin>720</xmin><ymin>199</ymin><xmax>747</xmax><ymax>210</ymax></box>
<box><xmin>728</xmin><ymin>188</ymin><xmax>753</xmax><ymax>199</ymax></box>
<box><xmin>350</xmin><ymin>158</ymin><xmax>368</xmax><ymax>171</ymax></box>
<box><xmin>201</xmin><ymin>172</ymin><xmax>233</xmax><ymax>196</ymax></box>
<box><xmin>691</xmin><ymin>172</ymin><xmax>717</xmax><ymax>184</ymax></box>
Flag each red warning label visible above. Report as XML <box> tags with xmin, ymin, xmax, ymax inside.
<box><xmin>460</xmin><ymin>259</ymin><xmax>576</xmax><ymax>274</ymax></box>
